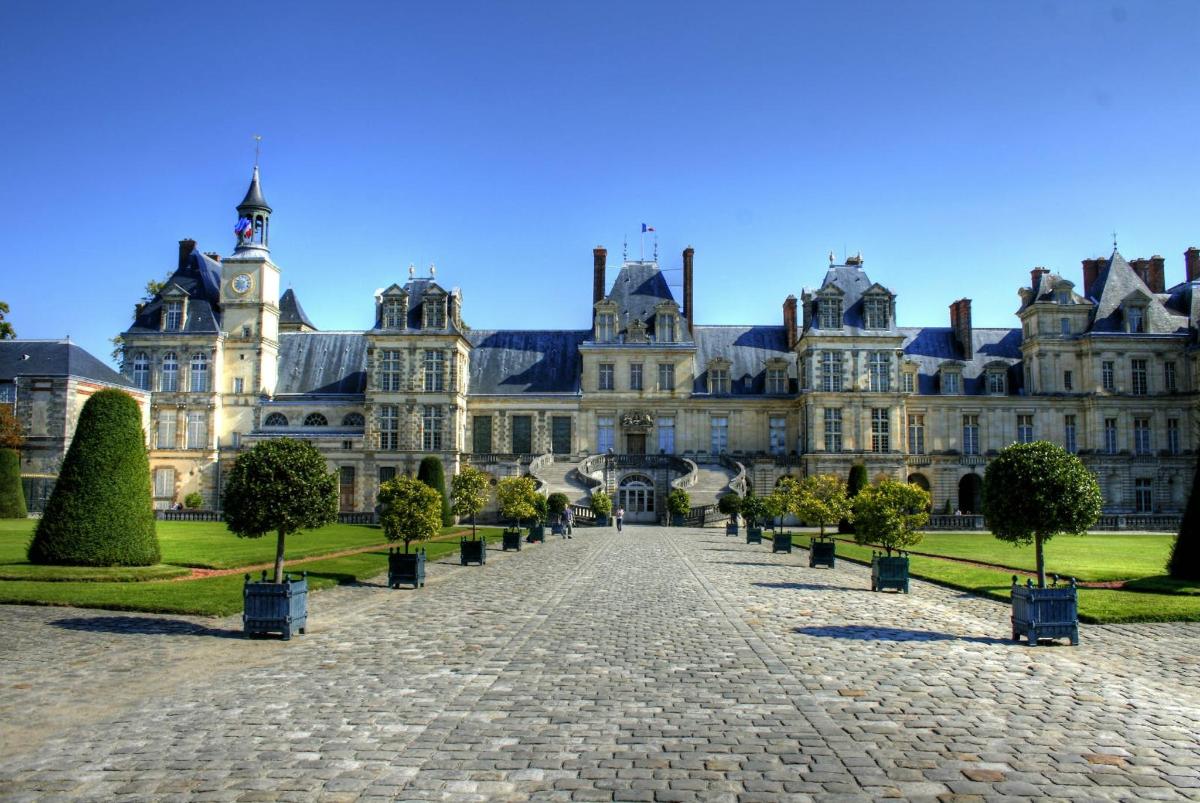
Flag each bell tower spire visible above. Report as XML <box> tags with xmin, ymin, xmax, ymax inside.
<box><xmin>234</xmin><ymin>154</ymin><xmax>272</xmax><ymax>252</ymax></box>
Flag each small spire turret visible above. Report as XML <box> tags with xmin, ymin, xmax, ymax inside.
<box><xmin>234</xmin><ymin>164</ymin><xmax>272</xmax><ymax>252</ymax></box>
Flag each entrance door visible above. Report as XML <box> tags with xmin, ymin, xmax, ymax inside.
<box><xmin>339</xmin><ymin>466</ymin><xmax>356</xmax><ymax>512</ymax></box>
<box><xmin>627</xmin><ymin>433</ymin><xmax>646</xmax><ymax>455</ymax></box>
<box><xmin>551</xmin><ymin>416</ymin><xmax>571</xmax><ymax>455</ymax></box>
<box><xmin>618</xmin><ymin>474</ymin><xmax>656</xmax><ymax>522</ymax></box>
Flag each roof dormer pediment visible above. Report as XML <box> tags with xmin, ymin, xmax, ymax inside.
<box><xmin>862</xmin><ymin>282</ymin><xmax>892</xmax><ymax>296</ymax></box>
<box><xmin>1121</xmin><ymin>288</ymin><xmax>1152</xmax><ymax>306</ymax></box>
<box><xmin>160</xmin><ymin>283</ymin><xmax>188</xmax><ymax>299</ymax></box>
<box><xmin>379</xmin><ymin>283</ymin><xmax>407</xmax><ymax>297</ymax></box>
<box><xmin>816</xmin><ymin>285</ymin><xmax>845</xmax><ymax>297</ymax></box>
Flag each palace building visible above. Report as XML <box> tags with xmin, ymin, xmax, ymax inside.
<box><xmin>114</xmin><ymin>168</ymin><xmax>1200</xmax><ymax>522</ymax></box>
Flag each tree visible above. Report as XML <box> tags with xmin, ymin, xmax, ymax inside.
<box><xmin>590</xmin><ymin>489</ymin><xmax>612</xmax><ymax>518</ymax></box>
<box><xmin>27</xmin><ymin>389</ymin><xmax>159</xmax><ymax>566</ymax></box>
<box><xmin>852</xmin><ymin>479</ymin><xmax>931</xmax><ymax>556</ymax></box>
<box><xmin>717</xmin><ymin>493</ymin><xmax>741</xmax><ymax>523</ymax></box>
<box><xmin>547</xmin><ymin>492</ymin><xmax>569</xmax><ymax>518</ymax></box>
<box><xmin>0</xmin><ymin>301</ymin><xmax>15</xmax><ymax>340</ymax></box>
<box><xmin>771</xmin><ymin>476</ymin><xmax>801</xmax><ymax>530</ymax></box>
<box><xmin>793</xmin><ymin>474</ymin><xmax>854</xmax><ymax>538</ymax></box>
<box><xmin>450</xmin><ymin>466</ymin><xmax>490</xmax><ymax>539</ymax></box>
<box><xmin>741</xmin><ymin>492</ymin><xmax>769</xmax><ymax>527</ymax></box>
<box><xmin>1169</xmin><ymin>458</ymin><xmax>1200</xmax><ymax>580</ymax></box>
<box><xmin>667</xmin><ymin>488</ymin><xmax>690</xmax><ymax>518</ymax></box>
<box><xmin>378</xmin><ymin>475</ymin><xmax>442</xmax><ymax>553</ymax></box>
<box><xmin>417</xmin><ymin>456</ymin><xmax>452</xmax><ymax>527</ymax></box>
<box><xmin>839</xmin><ymin>463</ymin><xmax>868</xmax><ymax>533</ymax></box>
<box><xmin>982</xmin><ymin>441</ymin><xmax>1102</xmax><ymax>588</ymax></box>
<box><xmin>0</xmin><ymin>449</ymin><xmax>26</xmax><ymax>519</ymax></box>
<box><xmin>497</xmin><ymin>475</ymin><xmax>538</xmax><ymax>529</ymax></box>
<box><xmin>0</xmin><ymin>405</ymin><xmax>23</xmax><ymax>449</ymax></box>
<box><xmin>222</xmin><ymin>438</ymin><xmax>338</xmax><ymax>583</ymax></box>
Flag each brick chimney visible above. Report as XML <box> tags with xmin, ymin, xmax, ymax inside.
<box><xmin>1029</xmin><ymin>267</ymin><xmax>1050</xmax><ymax>291</ymax></box>
<box><xmin>682</xmin><ymin>246</ymin><xmax>695</xmax><ymax>335</ymax></box>
<box><xmin>1148</xmin><ymin>255</ymin><xmax>1165</xmax><ymax>293</ymax></box>
<box><xmin>949</xmin><ymin>298</ymin><xmax>973</xmax><ymax>359</ymax></box>
<box><xmin>783</xmin><ymin>295</ymin><xmax>798</xmax><ymax>349</ymax></box>
<box><xmin>1082</xmin><ymin>258</ymin><xmax>1102</xmax><ymax>295</ymax></box>
<box><xmin>178</xmin><ymin>238</ymin><xmax>197</xmax><ymax>270</ymax></box>
<box><xmin>592</xmin><ymin>246</ymin><xmax>607</xmax><ymax>316</ymax></box>
<box><xmin>1186</xmin><ymin>247</ymin><xmax>1200</xmax><ymax>283</ymax></box>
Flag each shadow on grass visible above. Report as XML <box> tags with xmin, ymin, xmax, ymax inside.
<box><xmin>1120</xmin><ymin>575</ymin><xmax>1200</xmax><ymax>596</ymax></box>
<box><xmin>794</xmin><ymin>624</ymin><xmax>1011</xmax><ymax>645</ymax></box>
<box><xmin>51</xmin><ymin>615</ymin><xmax>242</xmax><ymax>639</ymax></box>
<box><xmin>753</xmin><ymin>581</ymin><xmax>857</xmax><ymax>593</ymax></box>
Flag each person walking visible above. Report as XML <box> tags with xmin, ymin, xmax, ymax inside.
<box><xmin>564</xmin><ymin>507</ymin><xmax>574</xmax><ymax>538</ymax></box>
<box><xmin>616</xmin><ymin>506</ymin><xmax>625</xmax><ymax>532</ymax></box>
<box><xmin>558</xmin><ymin>510</ymin><xmax>569</xmax><ymax>538</ymax></box>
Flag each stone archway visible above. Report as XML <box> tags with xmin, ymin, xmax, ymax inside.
<box><xmin>958</xmin><ymin>473</ymin><xmax>982</xmax><ymax>515</ymax></box>
<box><xmin>618</xmin><ymin>473</ymin><xmax>657</xmax><ymax>523</ymax></box>
<box><xmin>908</xmin><ymin>473</ymin><xmax>932</xmax><ymax>512</ymax></box>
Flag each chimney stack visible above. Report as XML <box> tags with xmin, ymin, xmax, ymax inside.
<box><xmin>1082</xmin><ymin>258</ymin><xmax>1102</xmax><ymax>296</ymax></box>
<box><xmin>949</xmin><ymin>298</ymin><xmax>973</xmax><ymax>359</ymax></box>
<box><xmin>592</xmin><ymin>246</ymin><xmax>607</xmax><ymax>314</ymax></box>
<box><xmin>783</xmin><ymin>295</ymin><xmax>798</xmax><ymax>349</ymax></box>
<box><xmin>682</xmin><ymin>246</ymin><xmax>695</xmax><ymax>335</ymax></box>
<box><xmin>178</xmin><ymin>238</ymin><xmax>197</xmax><ymax>270</ymax></box>
<box><xmin>1029</xmin><ymin>267</ymin><xmax>1050</xmax><ymax>291</ymax></box>
<box><xmin>1148</xmin><ymin>255</ymin><xmax>1165</xmax><ymax>293</ymax></box>
<box><xmin>1186</xmin><ymin>247</ymin><xmax>1200</xmax><ymax>283</ymax></box>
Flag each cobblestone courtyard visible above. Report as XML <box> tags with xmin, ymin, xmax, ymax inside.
<box><xmin>1</xmin><ymin>526</ymin><xmax>1198</xmax><ymax>802</ymax></box>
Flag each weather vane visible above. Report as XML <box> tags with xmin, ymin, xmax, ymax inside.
<box><xmin>254</xmin><ymin>134</ymin><xmax>262</xmax><ymax>167</ymax></box>
<box><xmin>1112</xmin><ymin>230</ymin><xmax>1118</xmax><ymax>251</ymax></box>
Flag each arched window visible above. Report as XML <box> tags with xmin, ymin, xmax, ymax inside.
<box><xmin>264</xmin><ymin>412</ymin><xmax>288</xmax><ymax>427</ymax></box>
<box><xmin>190</xmin><ymin>353</ymin><xmax>209</xmax><ymax>392</ymax></box>
<box><xmin>342</xmin><ymin>412</ymin><xmax>365</xmax><ymax>427</ymax></box>
<box><xmin>132</xmin><ymin>352</ymin><xmax>150</xmax><ymax>390</ymax></box>
<box><xmin>160</xmin><ymin>352</ymin><xmax>179</xmax><ymax>392</ymax></box>
<box><xmin>303</xmin><ymin>412</ymin><xmax>328</xmax><ymax>427</ymax></box>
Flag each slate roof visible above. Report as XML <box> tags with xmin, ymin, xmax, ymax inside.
<box><xmin>466</xmin><ymin>330</ymin><xmax>588</xmax><ymax>394</ymax></box>
<box><xmin>899</xmin><ymin>327</ymin><xmax>1023</xmax><ymax>395</ymax></box>
<box><xmin>279</xmin><ymin>289</ymin><xmax>317</xmax><ymax>330</ymax></box>
<box><xmin>1085</xmin><ymin>250</ymin><xmax>1187</xmax><ymax>334</ymax></box>
<box><xmin>275</xmin><ymin>332</ymin><xmax>367</xmax><ymax>396</ymax></box>
<box><xmin>238</xmin><ymin>166</ymin><xmax>271</xmax><ymax>212</ymax></box>
<box><xmin>0</xmin><ymin>340</ymin><xmax>134</xmax><ymax>387</ymax></box>
<box><xmin>604</xmin><ymin>261</ymin><xmax>687</xmax><ymax>340</ymax></box>
<box><xmin>125</xmin><ymin>248</ymin><xmax>224</xmax><ymax>335</ymax></box>
<box><xmin>373</xmin><ymin>278</ymin><xmax>467</xmax><ymax>335</ymax></box>
<box><xmin>692</xmin><ymin>326</ymin><xmax>796</xmax><ymax>395</ymax></box>
<box><xmin>803</xmin><ymin>263</ymin><xmax>898</xmax><ymax>336</ymax></box>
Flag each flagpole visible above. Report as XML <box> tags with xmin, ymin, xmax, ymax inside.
<box><xmin>640</xmin><ymin>227</ymin><xmax>644</xmax><ymax>261</ymax></box>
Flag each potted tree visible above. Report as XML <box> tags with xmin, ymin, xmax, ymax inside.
<box><xmin>529</xmin><ymin>494</ymin><xmax>549</xmax><ymax>542</ymax></box>
<box><xmin>982</xmin><ymin>441</ymin><xmax>1100</xmax><ymax>645</ymax></box>
<box><xmin>741</xmin><ymin>493</ymin><xmax>768</xmax><ymax>543</ymax></box>
<box><xmin>497</xmin><ymin>475</ymin><xmax>537</xmax><ymax>551</ymax></box>
<box><xmin>667</xmin><ymin>488</ymin><xmax>690</xmax><ymax>526</ymax></box>
<box><xmin>852</xmin><ymin>479</ymin><xmax>931</xmax><ymax>593</ymax></box>
<box><xmin>718</xmin><ymin>494</ymin><xmax>741</xmax><ymax>536</ymax></box>
<box><xmin>451</xmin><ymin>466</ymin><xmax>489</xmax><ymax>541</ymax></box>
<box><xmin>770</xmin><ymin>477</ymin><xmax>802</xmax><ymax>553</ymax></box>
<box><xmin>547</xmin><ymin>492</ymin><xmax>569</xmax><ymax>536</ymax></box>
<box><xmin>794</xmin><ymin>474</ymin><xmax>852</xmax><ymax>567</ymax></box>
<box><xmin>221</xmin><ymin>438</ymin><xmax>338</xmax><ymax>639</ymax></box>
<box><xmin>591</xmin><ymin>489</ymin><xmax>613</xmax><ymax>527</ymax></box>
<box><xmin>378</xmin><ymin>475</ymin><xmax>441</xmax><ymax>589</ymax></box>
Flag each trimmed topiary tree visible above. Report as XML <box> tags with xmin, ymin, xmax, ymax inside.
<box><xmin>1168</xmin><ymin>457</ymin><xmax>1200</xmax><ymax>581</ymax></box>
<box><xmin>839</xmin><ymin>463</ymin><xmax>868</xmax><ymax>533</ymax></box>
<box><xmin>451</xmin><ymin>466</ymin><xmax>490</xmax><ymax>540</ymax></box>
<box><xmin>590</xmin><ymin>489</ymin><xmax>612</xmax><ymax>519</ymax></box>
<box><xmin>417</xmin><ymin>456</ymin><xmax>452</xmax><ymax>527</ymax></box>
<box><xmin>378</xmin><ymin>475</ymin><xmax>442</xmax><ymax>553</ymax></box>
<box><xmin>717</xmin><ymin>493</ymin><xmax>741</xmax><ymax>523</ymax></box>
<box><xmin>982</xmin><ymin>441</ymin><xmax>1102</xmax><ymax>588</ymax></box>
<box><xmin>0</xmin><ymin>449</ymin><xmax>27</xmax><ymax>519</ymax></box>
<box><xmin>27</xmin><ymin>389</ymin><xmax>158</xmax><ymax>566</ymax></box>
<box><xmin>547</xmin><ymin>492</ymin><xmax>569</xmax><ymax>518</ymax></box>
<box><xmin>741</xmin><ymin>492</ymin><xmax>768</xmax><ymax>527</ymax></box>
<box><xmin>794</xmin><ymin>474</ymin><xmax>853</xmax><ymax>538</ymax></box>
<box><xmin>184</xmin><ymin>491</ymin><xmax>203</xmax><ymax>509</ymax></box>
<box><xmin>667</xmin><ymin>488</ymin><xmax>691</xmax><ymax>522</ymax></box>
<box><xmin>497</xmin><ymin>475</ymin><xmax>538</xmax><ymax>529</ymax></box>
<box><xmin>223</xmin><ymin>438</ymin><xmax>338</xmax><ymax>583</ymax></box>
<box><xmin>852</xmin><ymin>479</ymin><xmax>931</xmax><ymax>555</ymax></box>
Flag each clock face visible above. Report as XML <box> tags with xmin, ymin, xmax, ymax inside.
<box><xmin>232</xmin><ymin>273</ymin><xmax>252</xmax><ymax>295</ymax></box>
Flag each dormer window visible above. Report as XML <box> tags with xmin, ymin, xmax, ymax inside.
<box><xmin>596</xmin><ymin>312</ymin><xmax>616</xmax><ymax>342</ymax></box>
<box><xmin>164</xmin><ymin>301</ymin><xmax>183</xmax><ymax>331</ymax></box>
<box><xmin>382</xmin><ymin>298</ymin><xmax>405</xmax><ymax>329</ymax></box>
<box><xmin>656</xmin><ymin>312</ymin><xmax>676</xmax><ymax>343</ymax></box>
<box><xmin>819</xmin><ymin>298</ymin><xmax>843</xmax><ymax>329</ymax></box>
<box><xmin>709</xmin><ymin>367</ymin><xmax>730</xmax><ymax>395</ymax></box>
<box><xmin>1056</xmin><ymin>290</ymin><xmax>1071</xmax><ymax>305</ymax></box>
<box><xmin>1126</xmin><ymin>305</ymin><xmax>1145</xmax><ymax>333</ymax></box>
<box><xmin>423</xmin><ymin>296</ymin><xmax>446</xmax><ymax>329</ymax></box>
<box><xmin>941</xmin><ymin>368</ymin><xmax>961</xmax><ymax>395</ymax></box>
<box><xmin>987</xmin><ymin>369</ymin><xmax>1006</xmax><ymax>395</ymax></box>
<box><xmin>863</xmin><ymin>297</ymin><xmax>890</xmax><ymax>329</ymax></box>
<box><xmin>765</xmin><ymin>360</ymin><xmax>789</xmax><ymax>394</ymax></box>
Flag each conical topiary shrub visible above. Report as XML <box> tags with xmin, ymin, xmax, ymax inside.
<box><xmin>838</xmin><ymin>463</ymin><xmax>867</xmax><ymax>534</ymax></box>
<box><xmin>417</xmin><ymin>456</ymin><xmax>452</xmax><ymax>527</ymax></box>
<box><xmin>1168</xmin><ymin>458</ymin><xmax>1200</xmax><ymax>581</ymax></box>
<box><xmin>28</xmin><ymin>389</ymin><xmax>159</xmax><ymax>566</ymax></box>
<box><xmin>0</xmin><ymin>449</ymin><xmax>26</xmax><ymax>518</ymax></box>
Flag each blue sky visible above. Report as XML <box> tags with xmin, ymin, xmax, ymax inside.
<box><xmin>2</xmin><ymin>1</ymin><xmax>1198</xmax><ymax>365</ymax></box>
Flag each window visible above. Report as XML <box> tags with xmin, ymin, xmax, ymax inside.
<box><xmin>597</xmin><ymin>312</ymin><xmax>615</xmax><ymax>342</ymax></box>
<box><xmin>153</xmin><ymin>467</ymin><xmax>175</xmax><ymax>498</ymax></box>
<box><xmin>1017</xmin><ymin>414</ymin><xmax>1034</xmax><ymax>444</ymax></box>
<box><xmin>942</xmin><ymin>371</ymin><xmax>961</xmax><ymax>395</ymax></box>
<box><xmin>1168</xmin><ymin>418</ymin><xmax>1180</xmax><ymax>455</ymax></box>
<box><xmin>233</xmin><ymin>377</ymin><xmax>244</xmax><ymax>394</ymax></box>
<box><xmin>766</xmin><ymin>367</ymin><xmax>787</xmax><ymax>395</ymax></box>
<box><xmin>962</xmin><ymin>415</ymin><xmax>979</xmax><ymax>455</ymax></box>
<box><xmin>511</xmin><ymin>415</ymin><xmax>532</xmax><ymax>454</ymax></box>
<box><xmin>230</xmin><ymin>431</ymin><xmax>241</xmax><ymax>449</ymax></box>
<box><xmin>378</xmin><ymin>350</ymin><xmax>402</xmax><ymax>391</ymax></box>
<box><xmin>656</xmin><ymin>313</ymin><xmax>676</xmax><ymax>343</ymax></box>
<box><xmin>820</xmin><ymin>352</ymin><xmax>843</xmax><ymax>392</ymax></box>
<box><xmin>819</xmin><ymin>298</ymin><xmax>842</xmax><ymax>329</ymax></box>
<box><xmin>868</xmin><ymin>352</ymin><xmax>890</xmax><ymax>392</ymax></box>
<box><xmin>0</xmin><ymin>383</ymin><xmax>14</xmax><ymax>405</ymax></box>
<box><xmin>823</xmin><ymin>408</ymin><xmax>842</xmax><ymax>452</ymax></box>
<box><xmin>423</xmin><ymin>350</ymin><xmax>445</xmax><ymax>392</ymax></box>
<box><xmin>902</xmin><ymin>372</ymin><xmax>915</xmax><ymax>394</ymax></box>
<box><xmin>1063</xmin><ymin>370</ymin><xmax>1073</xmax><ymax>392</ymax></box>
<box><xmin>343</xmin><ymin>412</ymin><xmax>365</xmax><ymax>427</ymax></box>
<box><xmin>1056</xmin><ymin>290</ymin><xmax>1071</xmax><ymax>305</ymax></box>
<box><xmin>710</xmin><ymin>416</ymin><xmax>729</xmax><ymax>454</ymax></box>
<box><xmin>132</xmin><ymin>353</ymin><xmax>150</xmax><ymax>390</ymax></box>
<box><xmin>908</xmin><ymin>414</ymin><xmax>925</xmax><ymax>455</ymax></box>
<box><xmin>657</xmin><ymin>416</ymin><xmax>675</xmax><ymax>454</ymax></box>
<box><xmin>871</xmin><ymin>408</ymin><xmax>890</xmax><ymax>453</ymax></box>
<box><xmin>472</xmin><ymin>415</ymin><xmax>492</xmax><ymax>453</ymax></box>
<box><xmin>379</xmin><ymin>405</ymin><xmax>399</xmax><ymax>450</ymax></box>
<box><xmin>383</xmin><ymin>299</ymin><xmax>405</xmax><ymax>328</ymax></box>
<box><xmin>1165</xmin><ymin>361</ymin><xmax>1178</xmax><ymax>393</ymax></box>
<box><xmin>189</xmin><ymin>353</ymin><xmax>209</xmax><ymax>392</ymax></box>
<box><xmin>156</xmin><ymin>411</ymin><xmax>177</xmax><ymax>450</ymax></box>
<box><xmin>1131</xmin><ymin>359</ymin><xmax>1148</xmax><ymax>395</ymax></box>
<box><xmin>630</xmin><ymin>363</ymin><xmax>643</xmax><ymax>391</ymax></box>
<box><xmin>709</xmin><ymin>367</ymin><xmax>730</xmax><ymax>395</ymax></box>
<box><xmin>186</xmin><ymin>411</ymin><xmax>207</xmax><ymax>450</ymax></box>
<box><xmin>987</xmin><ymin>371</ymin><xmax>1005</xmax><ymax>395</ymax></box>
<box><xmin>1101</xmin><ymin>360</ymin><xmax>1115</xmax><ymax>391</ymax></box>
<box><xmin>1064</xmin><ymin>415</ymin><xmax>1077</xmax><ymax>454</ymax></box>
<box><xmin>379</xmin><ymin>466</ymin><xmax>397</xmax><ymax>484</ymax></box>
<box><xmin>1133</xmin><ymin>417</ymin><xmax>1152</xmax><ymax>455</ymax></box>
<box><xmin>597</xmin><ymin>416</ymin><xmax>615</xmax><ymax>453</ymax></box>
<box><xmin>1134</xmin><ymin>478</ymin><xmax>1153</xmax><ymax>513</ymax></box>
<box><xmin>422</xmin><ymin>405</ymin><xmax>443</xmax><ymax>451</ymax></box>
<box><xmin>164</xmin><ymin>301</ymin><xmax>183</xmax><ymax>331</ymax></box>
<box><xmin>1127</xmin><ymin>306</ymin><xmax>1145</xmax><ymax>333</ymax></box>
<box><xmin>160</xmin><ymin>352</ymin><xmax>178</xmax><ymax>392</ymax></box>
<box><xmin>863</xmin><ymin>297</ymin><xmax>889</xmax><ymax>329</ymax></box>
<box><xmin>1104</xmin><ymin>417</ymin><xmax>1118</xmax><ymax>454</ymax></box>
<box><xmin>264</xmin><ymin>412</ymin><xmax>288</xmax><ymax>427</ymax></box>
<box><xmin>241</xmin><ymin>325</ymin><xmax>251</xmax><ymax>338</ymax></box>
<box><xmin>304</xmin><ymin>412</ymin><xmax>328</xmax><ymax>427</ymax></box>
<box><xmin>1060</xmin><ymin>317</ymin><xmax>1070</xmax><ymax>335</ymax></box>
<box><xmin>424</xmin><ymin>298</ymin><xmax>445</xmax><ymax>329</ymax></box>
<box><xmin>598</xmin><ymin>363</ymin><xmax>614</xmax><ymax>391</ymax></box>
<box><xmin>769</xmin><ymin>416</ymin><xmax>787</xmax><ymax>455</ymax></box>
<box><xmin>658</xmin><ymin>363</ymin><xmax>675</xmax><ymax>392</ymax></box>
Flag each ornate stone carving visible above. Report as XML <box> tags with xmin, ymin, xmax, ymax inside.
<box><xmin>620</xmin><ymin>409</ymin><xmax>654</xmax><ymax>432</ymax></box>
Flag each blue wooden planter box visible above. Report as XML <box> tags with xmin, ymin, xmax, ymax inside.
<box><xmin>460</xmin><ymin>537</ymin><xmax>487</xmax><ymax>566</ymax></box>
<box><xmin>1011</xmin><ymin>577</ymin><xmax>1079</xmax><ymax>646</ymax></box>
<box><xmin>502</xmin><ymin>528</ymin><xmax>523</xmax><ymax>551</ymax></box>
<box><xmin>388</xmin><ymin>547</ymin><xmax>426</xmax><ymax>589</ymax></box>
<box><xmin>551</xmin><ymin>522</ymin><xmax>565</xmax><ymax>536</ymax></box>
<box><xmin>746</xmin><ymin>527</ymin><xmax>763</xmax><ymax>544</ymax></box>
<box><xmin>772</xmin><ymin>532</ymin><xmax>792</xmax><ymax>553</ymax></box>
<box><xmin>871</xmin><ymin>553</ymin><xmax>909</xmax><ymax>593</ymax></box>
<box><xmin>670</xmin><ymin>513</ymin><xmax>686</xmax><ymax>527</ymax></box>
<box><xmin>726</xmin><ymin>522</ymin><xmax>739</xmax><ymax>536</ymax></box>
<box><xmin>809</xmin><ymin>539</ymin><xmax>836</xmax><ymax>568</ymax></box>
<box><xmin>595</xmin><ymin>514</ymin><xmax>609</xmax><ymax>527</ymax></box>
<box><xmin>528</xmin><ymin>524</ymin><xmax>545</xmax><ymax>543</ymax></box>
<box><xmin>243</xmin><ymin>571</ymin><xmax>307</xmax><ymax>640</ymax></box>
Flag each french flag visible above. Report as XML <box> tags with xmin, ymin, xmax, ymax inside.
<box><xmin>641</xmin><ymin>223</ymin><xmax>655</xmax><ymax>233</ymax></box>
<box><xmin>234</xmin><ymin>217</ymin><xmax>253</xmax><ymax>239</ymax></box>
